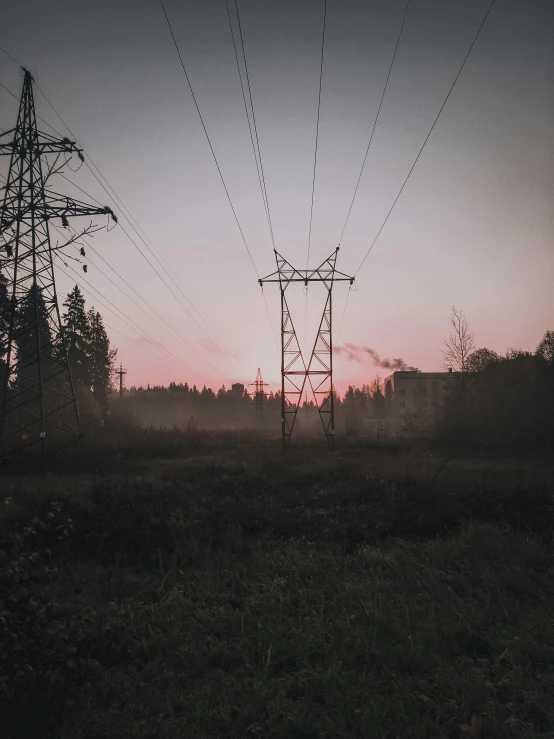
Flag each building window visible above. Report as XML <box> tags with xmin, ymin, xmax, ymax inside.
<box><xmin>400</xmin><ymin>414</ymin><xmax>406</xmax><ymax>421</ymax></box>
<box><xmin>400</xmin><ymin>426</ymin><xmax>406</xmax><ymax>434</ymax></box>
<box><xmin>398</xmin><ymin>389</ymin><xmax>405</xmax><ymax>397</ymax></box>
<box><xmin>399</xmin><ymin>401</ymin><xmax>406</xmax><ymax>409</ymax></box>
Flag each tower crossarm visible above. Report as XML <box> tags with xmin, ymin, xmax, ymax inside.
<box><xmin>1</xmin><ymin>192</ymin><xmax>113</xmax><ymax>227</ymax></box>
<box><xmin>0</xmin><ymin>129</ymin><xmax>83</xmax><ymax>157</ymax></box>
<box><xmin>43</xmin><ymin>192</ymin><xmax>115</xmax><ymax>220</ymax></box>
<box><xmin>259</xmin><ymin>249</ymin><xmax>354</xmax><ymax>288</ymax></box>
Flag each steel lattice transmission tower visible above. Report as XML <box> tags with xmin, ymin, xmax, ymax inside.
<box><xmin>249</xmin><ymin>367</ymin><xmax>268</xmax><ymax>419</ymax></box>
<box><xmin>0</xmin><ymin>69</ymin><xmax>115</xmax><ymax>458</ymax></box>
<box><xmin>259</xmin><ymin>248</ymin><xmax>353</xmax><ymax>448</ymax></box>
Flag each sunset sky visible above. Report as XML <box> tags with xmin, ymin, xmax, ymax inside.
<box><xmin>1</xmin><ymin>0</ymin><xmax>553</xmax><ymax>394</ymax></box>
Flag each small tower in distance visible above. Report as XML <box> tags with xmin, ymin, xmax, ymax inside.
<box><xmin>249</xmin><ymin>368</ymin><xmax>268</xmax><ymax>419</ymax></box>
<box><xmin>115</xmin><ymin>362</ymin><xmax>127</xmax><ymax>399</ymax></box>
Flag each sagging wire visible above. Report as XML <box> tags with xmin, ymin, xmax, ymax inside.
<box><xmin>105</xmin><ymin>207</ymin><xmax>118</xmax><ymax>232</ymax></box>
<box><xmin>336</xmin><ymin>282</ymin><xmax>354</xmax><ymax>346</ymax></box>
<box><xmin>66</xmin><ymin>150</ymin><xmax>85</xmax><ymax>173</ymax></box>
<box><xmin>260</xmin><ymin>283</ymin><xmax>278</xmax><ymax>349</ymax></box>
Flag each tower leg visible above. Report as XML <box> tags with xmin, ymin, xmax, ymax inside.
<box><xmin>329</xmin><ymin>285</ymin><xmax>334</xmax><ymax>449</ymax></box>
<box><xmin>280</xmin><ymin>288</ymin><xmax>286</xmax><ymax>449</ymax></box>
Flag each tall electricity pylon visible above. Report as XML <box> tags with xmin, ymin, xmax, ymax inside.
<box><xmin>0</xmin><ymin>69</ymin><xmax>116</xmax><ymax>458</ymax></box>
<box><xmin>259</xmin><ymin>248</ymin><xmax>353</xmax><ymax>448</ymax></box>
<box><xmin>249</xmin><ymin>367</ymin><xmax>268</xmax><ymax>419</ymax></box>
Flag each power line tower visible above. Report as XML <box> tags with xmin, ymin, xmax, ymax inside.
<box><xmin>0</xmin><ymin>69</ymin><xmax>116</xmax><ymax>459</ymax></box>
<box><xmin>115</xmin><ymin>362</ymin><xmax>127</xmax><ymax>399</ymax></box>
<box><xmin>248</xmin><ymin>367</ymin><xmax>268</xmax><ymax>419</ymax></box>
<box><xmin>259</xmin><ymin>248</ymin><xmax>353</xmax><ymax>448</ymax></box>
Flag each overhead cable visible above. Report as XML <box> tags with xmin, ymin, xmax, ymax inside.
<box><xmin>355</xmin><ymin>0</ymin><xmax>497</xmax><ymax>276</ymax></box>
<box><xmin>307</xmin><ymin>0</ymin><xmax>328</xmax><ymax>268</ymax></box>
<box><xmin>1</xmin><ymin>70</ymin><xmax>241</xmax><ymax>376</ymax></box>
<box><xmin>29</xmin><ymin>81</ymin><xmax>243</xmax><ymax>377</ymax></box>
<box><xmin>337</xmin><ymin>0</ymin><xmax>412</xmax><ymax>247</ymax></box>
<box><xmin>55</xmin><ymin>255</ymin><xmax>208</xmax><ymax>381</ymax></box>
<box><xmin>226</xmin><ymin>0</ymin><xmax>275</xmax><ymax>248</ymax></box>
<box><xmin>159</xmin><ymin>0</ymin><xmax>260</xmax><ymax>277</ymax></box>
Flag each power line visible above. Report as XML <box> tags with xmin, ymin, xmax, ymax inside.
<box><xmin>63</xmin><ymin>224</ymin><xmax>234</xmax><ymax>381</ymax></box>
<box><xmin>102</xmin><ymin>318</ymin><xmax>184</xmax><ymax>380</ymax></box>
<box><xmin>55</xmin><ymin>255</ymin><xmax>190</xmax><ymax>374</ymax></box>
<box><xmin>48</xmin><ymin>224</ymin><xmax>203</xmax><ymax>378</ymax></box>
<box><xmin>55</xmin><ymin>256</ymin><xmax>207</xmax><ymax>381</ymax></box>
<box><xmin>2</xmin><ymin>144</ymin><xmax>238</xmax><ymax>384</ymax></box>
<box><xmin>3</xmin><ymin>25</ymin><xmax>274</xmax><ymax>361</ymax></box>
<box><xmin>29</xmin><ymin>84</ymin><xmax>243</xmax><ymax>378</ymax></box>
<box><xmin>337</xmin><ymin>0</ymin><xmax>412</xmax><ymax>248</ymax></box>
<box><xmin>4</xmin><ymin>159</ymin><xmax>222</xmax><ymax>381</ymax></box>
<box><xmin>63</xmin><ymin>172</ymin><xmax>240</xmax><ymax>375</ymax></box>
<box><xmin>49</xmin><ymin>221</ymin><xmax>229</xmax><ymax>382</ymax></box>
<box><xmin>0</xmin><ymin>58</ymin><xmax>244</xmax><ymax>377</ymax></box>
<box><xmin>336</xmin><ymin>284</ymin><xmax>353</xmax><ymax>345</ymax></box>
<box><xmin>307</xmin><ymin>0</ymin><xmax>327</xmax><ymax>269</ymax></box>
<box><xmin>3</xmin><ymin>76</ymin><xmax>216</xmax><ymax>330</ymax></box>
<box><xmin>227</xmin><ymin>0</ymin><xmax>280</xmax><ymax>350</ymax></box>
<box><xmin>0</xmin><ymin>44</ymin><xmax>19</xmax><ymax>68</ymax></box>
<box><xmin>159</xmin><ymin>0</ymin><xmax>260</xmax><ymax>278</ymax></box>
<box><xmin>304</xmin><ymin>0</ymin><xmax>328</xmax><ymax>361</ymax></box>
<box><xmin>233</xmin><ymin>0</ymin><xmax>276</xmax><ymax>251</ymax></box>
<box><xmin>226</xmin><ymin>0</ymin><xmax>274</xmax><ymax>247</ymax></box>
<box><xmin>58</xmin><ymin>170</ymin><xmax>241</xmax><ymax>373</ymax></box>
<box><xmin>355</xmin><ymin>0</ymin><xmax>497</xmax><ymax>276</ymax></box>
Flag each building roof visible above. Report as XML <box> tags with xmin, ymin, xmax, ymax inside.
<box><xmin>385</xmin><ymin>370</ymin><xmax>458</xmax><ymax>383</ymax></box>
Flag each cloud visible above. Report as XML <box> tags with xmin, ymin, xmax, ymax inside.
<box><xmin>334</xmin><ymin>343</ymin><xmax>417</xmax><ymax>371</ymax></box>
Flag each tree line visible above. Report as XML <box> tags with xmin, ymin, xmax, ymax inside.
<box><xmin>0</xmin><ymin>277</ymin><xmax>116</xmax><ymax>421</ymax></box>
<box><xmin>441</xmin><ymin>331</ymin><xmax>554</xmax><ymax>448</ymax></box>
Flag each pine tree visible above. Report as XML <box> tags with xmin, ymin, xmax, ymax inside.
<box><xmin>63</xmin><ymin>285</ymin><xmax>90</xmax><ymax>388</ymax></box>
<box><xmin>15</xmin><ymin>284</ymin><xmax>54</xmax><ymax>427</ymax></box>
<box><xmin>86</xmin><ymin>308</ymin><xmax>116</xmax><ymax>412</ymax></box>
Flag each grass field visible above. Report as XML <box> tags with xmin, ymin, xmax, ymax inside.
<box><xmin>2</xmin><ymin>428</ymin><xmax>554</xmax><ymax>738</ymax></box>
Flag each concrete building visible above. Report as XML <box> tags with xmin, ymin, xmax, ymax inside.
<box><xmin>384</xmin><ymin>370</ymin><xmax>455</xmax><ymax>437</ymax></box>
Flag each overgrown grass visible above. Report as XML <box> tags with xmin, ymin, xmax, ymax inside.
<box><xmin>1</xmin><ymin>432</ymin><xmax>553</xmax><ymax>738</ymax></box>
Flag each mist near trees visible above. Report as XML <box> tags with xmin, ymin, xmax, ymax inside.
<box><xmin>2</xmin><ymin>268</ymin><xmax>553</xmax><ymax>451</ymax></box>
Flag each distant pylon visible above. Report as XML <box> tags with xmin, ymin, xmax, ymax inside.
<box><xmin>115</xmin><ymin>362</ymin><xmax>127</xmax><ymax>399</ymax></box>
<box><xmin>249</xmin><ymin>367</ymin><xmax>268</xmax><ymax>419</ymax></box>
<box><xmin>0</xmin><ymin>69</ymin><xmax>117</xmax><ymax>458</ymax></box>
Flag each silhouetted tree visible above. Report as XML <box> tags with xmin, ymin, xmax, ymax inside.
<box><xmin>442</xmin><ymin>307</ymin><xmax>475</xmax><ymax>371</ymax></box>
<box><xmin>63</xmin><ymin>285</ymin><xmax>90</xmax><ymax>388</ymax></box>
<box><xmin>369</xmin><ymin>376</ymin><xmax>386</xmax><ymax>419</ymax></box>
<box><xmin>536</xmin><ymin>331</ymin><xmax>554</xmax><ymax>364</ymax></box>
<box><xmin>466</xmin><ymin>348</ymin><xmax>500</xmax><ymax>372</ymax></box>
<box><xmin>87</xmin><ymin>308</ymin><xmax>116</xmax><ymax>413</ymax></box>
<box><xmin>440</xmin><ymin>331</ymin><xmax>554</xmax><ymax>448</ymax></box>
